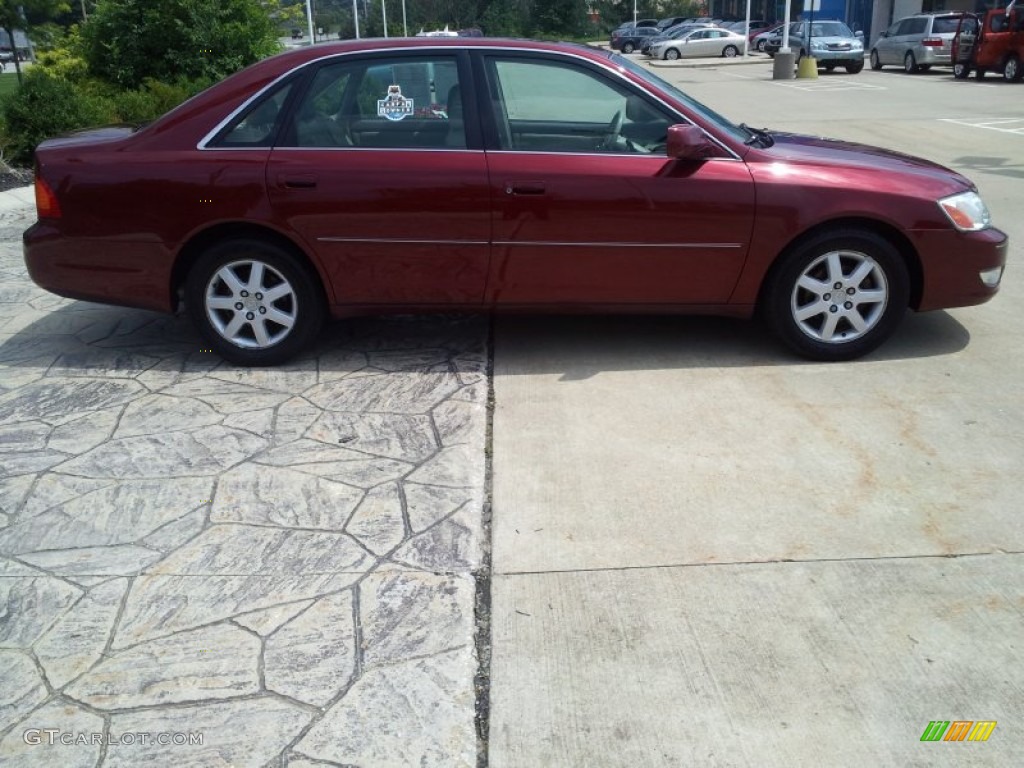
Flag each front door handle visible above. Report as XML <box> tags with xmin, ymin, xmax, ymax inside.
<box><xmin>505</xmin><ymin>181</ymin><xmax>546</xmax><ymax>196</ymax></box>
<box><xmin>279</xmin><ymin>174</ymin><xmax>318</xmax><ymax>189</ymax></box>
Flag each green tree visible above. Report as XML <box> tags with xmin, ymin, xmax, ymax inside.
<box><xmin>79</xmin><ymin>0</ymin><xmax>280</xmax><ymax>89</ymax></box>
<box><xmin>530</xmin><ymin>0</ymin><xmax>587</xmax><ymax>37</ymax></box>
<box><xmin>1</xmin><ymin>0</ymin><xmax>70</xmax><ymax>83</ymax></box>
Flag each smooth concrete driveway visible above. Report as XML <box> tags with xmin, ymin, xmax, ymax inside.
<box><xmin>490</xmin><ymin>63</ymin><xmax>1024</xmax><ymax>766</ymax></box>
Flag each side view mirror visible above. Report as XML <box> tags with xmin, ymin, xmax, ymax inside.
<box><xmin>856</xmin><ymin>31</ymin><xmax>865</xmax><ymax>39</ymax></box>
<box><xmin>879</xmin><ymin>31</ymin><xmax>888</xmax><ymax>38</ymax></box>
<box><xmin>667</xmin><ymin>124</ymin><xmax>712</xmax><ymax>160</ymax></box>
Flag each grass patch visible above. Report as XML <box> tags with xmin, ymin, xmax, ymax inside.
<box><xmin>0</xmin><ymin>72</ymin><xmax>19</xmax><ymax>100</ymax></box>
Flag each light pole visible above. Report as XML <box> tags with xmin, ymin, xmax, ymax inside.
<box><xmin>402</xmin><ymin>0</ymin><xmax>407</xmax><ymax>36</ymax></box>
<box><xmin>352</xmin><ymin>0</ymin><xmax>360</xmax><ymax>38</ymax></box>
<box><xmin>382</xmin><ymin>0</ymin><xmax>388</xmax><ymax>37</ymax></box>
<box><xmin>305</xmin><ymin>0</ymin><xmax>315</xmax><ymax>43</ymax></box>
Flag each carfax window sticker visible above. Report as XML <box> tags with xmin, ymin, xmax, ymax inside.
<box><xmin>377</xmin><ymin>85</ymin><xmax>414</xmax><ymax>121</ymax></box>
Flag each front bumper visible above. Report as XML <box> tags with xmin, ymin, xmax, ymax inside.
<box><xmin>810</xmin><ymin>48</ymin><xmax>865</xmax><ymax>63</ymax></box>
<box><xmin>913</xmin><ymin>226</ymin><xmax>1008</xmax><ymax>312</ymax></box>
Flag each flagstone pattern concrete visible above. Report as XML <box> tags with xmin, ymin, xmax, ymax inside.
<box><xmin>0</xmin><ymin>196</ymin><xmax>488</xmax><ymax>767</ymax></box>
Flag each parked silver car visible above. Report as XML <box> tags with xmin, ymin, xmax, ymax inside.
<box><xmin>649</xmin><ymin>27</ymin><xmax>748</xmax><ymax>60</ymax></box>
<box><xmin>870</xmin><ymin>12</ymin><xmax>965</xmax><ymax>73</ymax></box>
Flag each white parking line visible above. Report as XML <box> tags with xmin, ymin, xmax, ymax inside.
<box><xmin>940</xmin><ymin>117</ymin><xmax>1024</xmax><ymax>135</ymax></box>
<box><xmin>773</xmin><ymin>80</ymin><xmax>887</xmax><ymax>91</ymax></box>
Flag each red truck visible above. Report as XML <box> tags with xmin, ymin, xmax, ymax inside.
<box><xmin>952</xmin><ymin>5</ymin><xmax>1024</xmax><ymax>80</ymax></box>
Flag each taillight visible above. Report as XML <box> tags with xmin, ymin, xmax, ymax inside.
<box><xmin>922</xmin><ymin>38</ymin><xmax>943</xmax><ymax>47</ymax></box>
<box><xmin>34</xmin><ymin>176</ymin><xmax>61</xmax><ymax>219</ymax></box>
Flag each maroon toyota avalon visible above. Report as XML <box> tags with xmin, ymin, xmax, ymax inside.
<box><xmin>24</xmin><ymin>38</ymin><xmax>1007</xmax><ymax>365</ymax></box>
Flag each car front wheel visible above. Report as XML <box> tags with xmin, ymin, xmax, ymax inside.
<box><xmin>186</xmin><ymin>239</ymin><xmax>325</xmax><ymax>366</ymax></box>
<box><xmin>953</xmin><ymin>61</ymin><xmax>970</xmax><ymax>79</ymax></box>
<box><xmin>904</xmin><ymin>51</ymin><xmax>918</xmax><ymax>73</ymax></box>
<box><xmin>870</xmin><ymin>50</ymin><xmax>882</xmax><ymax>70</ymax></box>
<box><xmin>846</xmin><ymin>60</ymin><xmax>864</xmax><ymax>74</ymax></box>
<box><xmin>763</xmin><ymin>229</ymin><xmax>909</xmax><ymax>361</ymax></box>
<box><xmin>757</xmin><ymin>39</ymin><xmax>767</xmax><ymax>52</ymax></box>
<box><xmin>665</xmin><ymin>48</ymin><xmax>680</xmax><ymax>60</ymax></box>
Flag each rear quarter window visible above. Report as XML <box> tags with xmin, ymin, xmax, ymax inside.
<box><xmin>932</xmin><ymin>17</ymin><xmax>962</xmax><ymax>35</ymax></box>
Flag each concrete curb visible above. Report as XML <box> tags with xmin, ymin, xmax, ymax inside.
<box><xmin>0</xmin><ymin>184</ymin><xmax>33</xmax><ymax>212</ymax></box>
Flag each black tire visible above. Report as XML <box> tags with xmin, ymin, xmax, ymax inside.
<box><xmin>185</xmin><ymin>238</ymin><xmax>325</xmax><ymax>366</ymax></box>
<box><xmin>953</xmin><ymin>61</ymin><xmax>970</xmax><ymax>79</ymax></box>
<box><xmin>975</xmin><ymin>67</ymin><xmax>986</xmax><ymax>80</ymax></box>
<box><xmin>846</xmin><ymin>60</ymin><xmax>864</xmax><ymax>74</ymax></box>
<box><xmin>919</xmin><ymin>65</ymin><xmax>931</xmax><ymax>72</ymax></box>
<box><xmin>763</xmin><ymin>229</ymin><xmax>909</xmax><ymax>361</ymax></box>
<box><xmin>757</xmin><ymin>39</ymin><xmax>767</xmax><ymax>52</ymax></box>
<box><xmin>723</xmin><ymin>45</ymin><xmax>739</xmax><ymax>58</ymax></box>
<box><xmin>870</xmin><ymin>50</ymin><xmax>882</xmax><ymax>70</ymax></box>
<box><xmin>824</xmin><ymin>63</ymin><xmax>836</xmax><ymax>71</ymax></box>
<box><xmin>665</xmin><ymin>48</ymin><xmax>680</xmax><ymax>61</ymax></box>
<box><xmin>1003</xmin><ymin>54</ymin><xmax>1022</xmax><ymax>82</ymax></box>
<box><xmin>904</xmin><ymin>51</ymin><xmax>918</xmax><ymax>73</ymax></box>
<box><xmin>622</xmin><ymin>42</ymin><xmax>635</xmax><ymax>54</ymax></box>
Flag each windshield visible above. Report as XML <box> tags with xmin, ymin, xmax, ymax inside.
<box><xmin>611</xmin><ymin>53</ymin><xmax>749</xmax><ymax>145</ymax></box>
<box><xmin>811</xmin><ymin>22</ymin><xmax>855</xmax><ymax>37</ymax></box>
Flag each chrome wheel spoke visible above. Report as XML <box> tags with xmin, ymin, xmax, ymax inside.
<box><xmin>263</xmin><ymin>283</ymin><xmax>293</xmax><ymax>302</ymax></box>
<box><xmin>848</xmin><ymin>311</ymin><xmax>869</xmax><ymax>334</ymax></box>
<box><xmin>216</xmin><ymin>266</ymin><xmax>245</xmax><ymax>294</ymax></box>
<box><xmin>855</xmin><ymin>288</ymin><xmax>886</xmax><ymax>305</ymax></box>
<box><xmin>222</xmin><ymin>313</ymin><xmax>247</xmax><ymax>339</ymax></box>
<box><xmin>247</xmin><ymin>261</ymin><xmax>265</xmax><ymax>292</ymax></box>
<box><xmin>825</xmin><ymin>252</ymin><xmax>844</xmax><ymax>284</ymax></box>
<box><xmin>848</xmin><ymin>260</ymin><xmax>874</xmax><ymax>288</ymax></box>
<box><xmin>797</xmin><ymin>274</ymin><xmax>828</xmax><ymax>295</ymax></box>
<box><xmin>821</xmin><ymin>312</ymin><xmax>841</xmax><ymax>341</ymax></box>
<box><xmin>251</xmin><ymin>318</ymin><xmax>271</xmax><ymax>347</ymax></box>
<box><xmin>795</xmin><ymin>300</ymin><xmax>828</xmax><ymax>322</ymax></box>
<box><xmin>265</xmin><ymin>307</ymin><xmax>296</xmax><ymax>329</ymax></box>
<box><xmin>207</xmin><ymin>296</ymin><xmax>237</xmax><ymax>310</ymax></box>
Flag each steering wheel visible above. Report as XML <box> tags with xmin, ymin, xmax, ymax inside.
<box><xmin>602</xmin><ymin>110</ymin><xmax>624</xmax><ymax>150</ymax></box>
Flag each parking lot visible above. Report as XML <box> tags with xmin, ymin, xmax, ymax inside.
<box><xmin>1</xmin><ymin>56</ymin><xmax>1022</xmax><ymax>767</ymax></box>
<box><xmin>489</xmin><ymin>60</ymin><xmax>1023</xmax><ymax>766</ymax></box>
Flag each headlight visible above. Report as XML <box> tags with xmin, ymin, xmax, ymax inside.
<box><xmin>938</xmin><ymin>191</ymin><xmax>991</xmax><ymax>232</ymax></box>
<box><xmin>811</xmin><ymin>41</ymin><xmax>826</xmax><ymax>51</ymax></box>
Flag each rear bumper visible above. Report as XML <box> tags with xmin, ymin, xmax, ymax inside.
<box><xmin>23</xmin><ymin>222</ymin><xmax>175</xmax><ymax>313</ymax></box>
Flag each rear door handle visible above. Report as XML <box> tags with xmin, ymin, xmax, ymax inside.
<box><xmin>505</xmin><ymin>181</ymin><xmax>546</xmax><ymax>196</ymax></box>
<box><xmin>279</xmin><ymin>174</ymin><xmax>318</xmax><ymax>189</ymax></box>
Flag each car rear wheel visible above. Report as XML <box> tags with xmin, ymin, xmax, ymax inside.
<box><xmin>186</xmin><ymin>239</ymin><xmax>325</xmax><ymax>366</ymax></box>
<box><xmin>763</xmin><ymin>229</ymin><xmax>909</xmax><ymax>361</ymax></box>
<box><xmin>870</xmin><ymin>49</ymin><xmax>882</xmax><ymax>70</ymax></box>
<box><xmin>665</xmin><ymin>48</ymin><xmax>680</xmax><ymax>60</ymax></box>
<box><xmin>953</xmin><ymin>61</ymin><xmax>970</xmax><ymax>79</ymax></box>
<box><xmin>723</xmin><ymin>45</ymin><xmax>739</xmax><ymax>58</ymax></box>
<box><xmin>904</xmin><ymin>51</ymin><xmax>919</xmax><ymax>73</ymax></box>
<box><xmin>1004</xmin><ymin>54</ymin><xmax>1022</xmax><ymax>82</ymax></box>
<box><xmin>846</xmin><ymin>60</ymin><xmax>864</xmax><ymax>74</ymax></box>
<box><xmin>622</xmin><ymin>42</ymin><xmax>635</xmax><ymax>54</ymax></box>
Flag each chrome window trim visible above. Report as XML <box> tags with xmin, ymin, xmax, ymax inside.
<box><xmin>493</xmin><ymin>241</ymin><xmax>743</xmax><ymax>249</ymax></box>
<box><xmin>197</xmin><ymin>44</ymin><xmax>741</xmax><ymax>160</ymax></box>
<box><xmin>318</xmin><ymin>237</ymin><xmax>489</xmax><ymax>245</ymax></box>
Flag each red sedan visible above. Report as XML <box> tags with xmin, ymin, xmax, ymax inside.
<box><xmin>25</xmin><ymin>38</ymin><xmax>1007</xmax><ymax>365</ymax></box>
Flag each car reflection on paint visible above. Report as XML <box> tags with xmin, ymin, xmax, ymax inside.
<box><xmin>24</xmin><ymin>38</ymin><xmax>1006</xmax><ymax>366</ymax></box>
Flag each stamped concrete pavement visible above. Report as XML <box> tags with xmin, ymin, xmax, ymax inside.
<box><xmin>0</xmin><ymin>191</ymin><xmax>489</xmax><ymax>767</ymax></box>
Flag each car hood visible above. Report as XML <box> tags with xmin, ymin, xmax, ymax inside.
<box><xmin>753</xmin><ymin>132</ymin><xmax>972</xmax><ymax>196</ymax></box>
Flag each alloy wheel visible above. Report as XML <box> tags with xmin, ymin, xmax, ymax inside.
<box><xmin>205</xmin><ymin>260</ymin><xmax>298</xmax><ymax>349</ymax></box>
<box><xmin>789</xmin><ymin>250</ymin><xmax>888</xmax><ymax>344</ymax></box>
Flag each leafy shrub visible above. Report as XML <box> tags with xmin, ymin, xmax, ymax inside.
<box><xmin>80</xmin><ymin>0</ymin><xmax>280</xmax><ymax>89</ymax></box>
<box><xmin>0</xmin><ymin>71</ymin><xmax>115</xmax><ymax>164</ymax></box>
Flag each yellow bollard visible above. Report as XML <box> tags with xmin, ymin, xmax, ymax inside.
<box><xmin>796</xmin><ymin>56</ymin><xmax>819</xmax><ymax>79</ymax></box>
